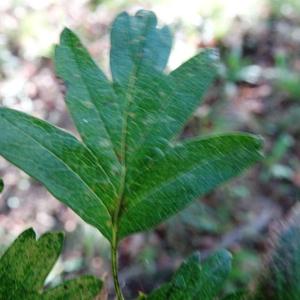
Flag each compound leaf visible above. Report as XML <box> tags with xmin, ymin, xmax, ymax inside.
<box><xmin>146</xmin><ymin>250</ymin><xmax>232</xmax><ymax>300</ymax></box>
<box><xmin>0</xmin><ymin>10</ymin><xmax>263</xmax><ymax>243</ymax></box>
<box><xmin>0</xmin><ymin>228</ymin><xmax>102</xmax><ymax>300</ymax></box>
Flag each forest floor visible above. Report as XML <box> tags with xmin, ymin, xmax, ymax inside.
<box><xmin>0</xmin><ymin>1</ymin><xmax>300</xmax><ymax>299</ymax></box>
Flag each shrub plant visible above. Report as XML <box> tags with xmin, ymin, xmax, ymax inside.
<box><xmin>0</xmin><ymin>10</ymin><xmax>265</xmax><ymax>300</ymax></box>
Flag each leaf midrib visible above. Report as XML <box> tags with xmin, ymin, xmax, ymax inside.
<box><xmin>112</xmin><ymin>68</ymin><xmax>137</xmax><ymax>242</ymax></box>
<box><xmin>112</xmin><ymin>16</ymin><xmax>156</xmax><ymax>240</ymax></box>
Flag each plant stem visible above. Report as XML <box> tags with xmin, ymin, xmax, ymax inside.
<box><xmin>111</xmin><ymin>229</ymin><xmax>125</xmax><ymax>300</ymax></box>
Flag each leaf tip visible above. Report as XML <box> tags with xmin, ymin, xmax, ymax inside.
<box><xmin>218</xmin><ymin>249</ymin><xmax>233</xmax><ymax>261</ymax></box>
<box><xmin>135</xmin><ymin>10</ymin><xmax>157</xmax><ymax>26</ymax></box>
<box><xmin>20</xmin><ymin>227</ymin><xmax>37</xmax><ymax>240</ymax></box>
<box><xmin>248</xmin><ymin>134</ymin><xmax>264</xmax><ymax>160</ymax></box>
<box><xmin>188</xmin><ymin>251</ymin><xmax>201</xmax><ymax>263</ymax></box>
<box><xmin>117</xmin><ymin>11</ymin><xmax>129</xmax><ymax>18</ymax></box>
<box><xmin>112</xmin><ymin>11</ymin><xmax>130</xmax><ymax>27</ymax></box>
<box><xmin>255</xmin><ymin>134</ymin><xmax>264</xmax><ymax>148</ymax></box>
<box><xmin>59</xmin><ymin>27</ymin><xmax>78</xmax><ymax>45</ymax></box>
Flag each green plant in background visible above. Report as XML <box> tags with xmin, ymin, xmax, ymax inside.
<box><xmin>0</xmin><ymin>10</ymin><xmax>263</xmax><ymax>299</ymax></box>
<box><xmin>145</xmin><ymin>250</ymin><xmax>232</xmax><ymax>300</ymax></box>
<box><xmin>0</xmin><ymin>228</ymin><xmax>102</xmax><ymax>299</ymax></box>
<box><xmin>251</xmin><ymin>209</ymin><xmax>300</xmax><ymax>300</ymax></box>
<box><xmin>273</xmin><ymin>52</ymin><xmax>300</xmax><ymax>101</ymax></box>
<box><xmin>224</xmin><ymin>48</ymin><xmax>251</xmax><ymax>83</ymax></box>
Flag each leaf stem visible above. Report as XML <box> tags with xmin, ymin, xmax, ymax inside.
<box><xmin>111</xmin><ymin>228</ymin><xmax>125</xmax><ymax>300</ymax></box>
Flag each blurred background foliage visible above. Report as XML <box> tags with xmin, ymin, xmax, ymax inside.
<box><xmin>0</xmin><ymin>0</ymin><xmax>300</xmax><ymax>299</ymax></box>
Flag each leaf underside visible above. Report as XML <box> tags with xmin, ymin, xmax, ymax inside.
<box><xmin>0</xmin><ymin>228</ymin><xmax>102</xmax><ymax>300</ymax></box>
<box><xmin>146</xmin><ymin>250</ymin><xmax>232</xmax><ymax>300</ymax></box>
<box><xmin>0</xmin><ymin>10</ymin><xmax>263</xmax><ymax>242</ymax></box>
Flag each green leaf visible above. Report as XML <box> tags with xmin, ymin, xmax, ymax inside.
<box><xmin>0</xmin><ymin>228</ymin><xmax>102</xmax><ymax>300</ymax></box>
<box><xmin>0</xmin><ymin>108</ymin><xmax>112</xmax><ymax>240</ymax></box>
<box><xmin>0</xmin><ymin>10</ymin><xmax>263</xmax><ymax>242</ymax></box>
<box><xmin>0</xmin><ymin>178</ymin><xmax>3</xmax><ymax>193</ymax></box>
<box><xmin>146</xmin><ymin>250</ymin><xmax>232</xmax><ymax>300</ymax></box>
<box><xmin>55</xmin><ymin>27</ymin><xmax>123</xmax><ymax>172</ymax></box>
<box><xmin>119</xmin><ymin>133</ymin><xmax>262</xmax><ymax>238</ymax></box>
<box><xmin>42</xmin><ymin>276</ymin><xmax>102</xmax><ymax>300</ymax></box>
<box><xmin>110</xmin><ymin>10</ymin><xmax>172</xmax><ymax>86</ymax></box>
<box><xmin>252</xmin><ymin>215</ymin><xmax>300</xmax><ymax>300</ymax></box>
